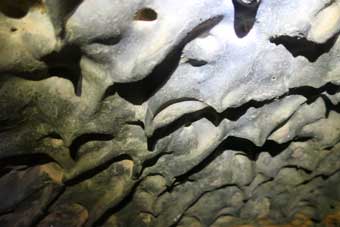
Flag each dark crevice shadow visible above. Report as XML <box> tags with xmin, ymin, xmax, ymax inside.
<box><xmin>126</xmin><ymin>120</ymin><xmax>145</xmax><ymax>129</ymax></box>
<box><xmin>283</xmin><ymin>165</ymin><xmax>313</xmax><ymax>175</ymax></box>
<box><xmin>321</xmin><ymin>94</ymin><xmax>340</xmax><ymax>116</ymax></box>
<box><xmin>147</xmin><ymin>107</ymin><xmax>218</xmax><ymax>150</ymax></box>
<box><xmin>317</xmin><ymin>0</ymin><xmax>337</xmax><ymax>14</ymax></box>
<box><xmin>147</xmin><ymin>98</ymin><xmax>274</xmax><ymax>150</ymax></box>
<box><xmin>232</xmin><ymin>0</ymin><xmax>260</xmax><ymax>38</ymax></box>
<box><xmin>64</xmin><ymin>154</ymin><xmax>132</xmax><ymax>186</ymax></box>
<box><xmin>289</xmin><ymin>83</ymin><xmax>340</xmax><ymax>103</ymax></box>
<box><xmin>141</xmin><ymin>152</ymin><xmax>171</xmax><ymax>175</ymax></box>
<box><xmin>0</xmin><ymin>167</ymin><xmax>11</xmax><ymax>178</ymax></box>
<box><xmin>0</xmin><ymin>154</ymin><xmax>55</xmax><ymax>169</ymax></box>
<box><xmin>37</xmin><ymin>132</ymin><xmax>63</xmax><ymax>141</ymax></box>
<box><xmin>58</xmin><ymin>0</ymin><xmax>84</xmax><ymax>39</ymax></box>
<box><xmin>92</xmin><ymin>180</ymin><xmax>141</xmax><ymax>227</ymax></box>
<box><xmin>41</xmin><ymin>45</ymin><xmax>83</xmax><ymax>96</ymax></box>
<box><xmin>220</xmin><ymin>98</ymin><xmax>272</xmax><ymax>121</ymax></box>
<box><xmin>112</xmin><ymin>15</ymin><xmax>224</xmax><ymax>105</ymax></box>
<box><xmin>0</xmin><ymin>113</ymin><xmax>28</xmax><ymax>134</ymax></box>
<box><xmin>112</xmin><ymin>44</ymin><xmax>182</xmax><ymax>105</ymax></box>
<box><xmin>101</xmin><ymin>84</ymin><xmax>116</xmax><ymax>100</ymax></box>
<box><xmin>171</xmin><ymin>137</ymin><xmax>312</xmax><ymax>191</ymax></box>
<box><xmin>29</xmin><ymin>186</ymin><xmax>66</xmax><ymax>227</ymax></box>
<box><xmin>147</xmin><ymin>83</ymin><xmax>340</xmax><ymax>150</ymax></box>
<box><xmin>153</xmin><ymin>98</ymin><xmax>201</xmax><ymax>118</ymax></box>
<box><xmin>164</xmin><ymin>137</ymin><xmax>294</xmax><ymax>194</ymax></box>
<box><xmin>270</xmin><ymin>34</ymin><xmax>338</xmax><ymax>62</ymax></box>
<box><xmin>176</xmin><ymin>137</ymin><xmax>290</xmax><ymax>182</ymax></box>
<box><xmin>69</xmin><ymin>133</ymin><xmax>114</xmax><ymax>160</ymax></box>
<box><xmin>223</xmin><ymin>137</ymin><xmax>292</xmax><ymax>160</ymax></box>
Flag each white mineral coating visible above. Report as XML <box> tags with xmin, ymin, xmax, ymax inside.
<box><xmin>307</xmin><ymin>1</ymin><xmax>340</xmax><ymax>43</ymax></box>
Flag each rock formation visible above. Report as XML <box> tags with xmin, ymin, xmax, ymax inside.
<box><xmin>0</xmin><ymin>0</ymin><xmax>340</xmax><ymax>226</ymax></box>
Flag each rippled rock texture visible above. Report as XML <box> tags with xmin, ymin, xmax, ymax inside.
<box><xmin>1</xmin><ymin>0</ymin><xmax>340</xmax><ymax>226</ymax></box>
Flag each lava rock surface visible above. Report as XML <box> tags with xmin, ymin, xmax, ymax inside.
<box><xmin>0</xmin><ymin>0</ymin><xmax>340</xmax><ymax>226</ymax></box>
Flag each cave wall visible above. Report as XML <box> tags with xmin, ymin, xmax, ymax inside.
<box><xmin>0</xmin><ymin>0</ymin><xmax>340</xmax><ymax>226</ymax></box>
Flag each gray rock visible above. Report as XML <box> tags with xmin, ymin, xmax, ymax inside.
<box><xmin>0</xmin><ymin>0</ymin><xmax>339</xmax><ymax>226</ymax></box>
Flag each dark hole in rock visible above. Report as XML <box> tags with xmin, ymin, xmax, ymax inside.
<box><xmin>134</xmin><ymin>8</ymin><xmax>158</xmax><ymax>21</ymax></box>
<box><xmin>270</xmin><ymin>35</ymin><xmax>338</xmax><ymax>62</ymax></box>
<box><xmin>10</xmin><ymin>27</ymin><xmax>17</xmax><ymax>32</ymax></box>
<box><xmin>91</xmin><ymin>35</ymin><xmax>121</xmax><ymax>46</ymax></box>
<box><xmin>0</xmin><ymin>0</ymin><xmax>39</xmax><ymax>19</ymax></box>
<box><xmin>41</xmin><ymin>45</ymin><xmax>83</xmax><ymax>96</ymax></box>
<box><xmin>232</xmin><ymin>0</ymin><xmax>260</xmax><ymax>38</ymax></box>
<box><xmin>187</xmin><ymin>59</ymin><xmax>208</xmax><ymax>67</ymax></box>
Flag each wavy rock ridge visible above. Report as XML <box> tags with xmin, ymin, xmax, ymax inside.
<box><xmin>0</xmin><ymin>0</ymin><xmax>340</xmax><ymax>226</ymax></box>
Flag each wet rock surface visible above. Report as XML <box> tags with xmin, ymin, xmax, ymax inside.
<box><xmin>0</xmin><ymin>0</ymin><xmax>340</xmax><ymax>226</ymax></box>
